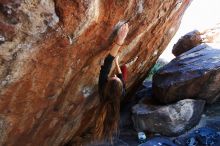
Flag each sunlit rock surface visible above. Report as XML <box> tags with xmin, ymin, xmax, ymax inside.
<box><xmin>0</xmin><ymin>0</ymin><xmax>191</xmax><ymax>145</ymax></box>
<box><xmin>153</xmin><ymin>44</ymin><xmax>220</xmax><ymax>104</ymax></box>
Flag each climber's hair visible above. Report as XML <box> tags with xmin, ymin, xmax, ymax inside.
<box><xmin>104</xmin><ymin>78</ymin><xmax>123</xmax><ymax>101</ymax></box>
<box><xmin>94</xmin><ymin>78</ymin><xmax>123</xmax><ymax>142</ymax></box>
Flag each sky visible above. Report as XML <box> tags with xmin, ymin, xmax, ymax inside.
<box><xmin>159</xmin><ymin>0</ymin><xmax>220</xmax><ymax>62</ymax></box>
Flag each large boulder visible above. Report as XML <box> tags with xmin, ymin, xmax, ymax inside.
<box><xmin>174</xmin><ymin>100</ymin><xmax>220</xmax><ymax>146</ymax></box>
<box><xmin>0</xmin><ymin>0</ymin><xmax>191</xmax><ymax>145</ymax></box>
<box><xmin>172</xmin><ymin>30</ymin><xmax>202</xmax><ymax>57</ymax></box>
<box><xmin>132</xmin><ymin>99</ymin><xmax>205</xmax><ymax>136</ymax></box>
<box><xmin>172</xmin><ymin>24</ymin><xmax>220</xmax><ymax>57</ymax></box>
<box><xmin>153</xmin><ymin>44</ymin><xmax>220</xmax><ymax>104</ymax></box>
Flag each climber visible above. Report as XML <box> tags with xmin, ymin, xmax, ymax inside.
<box><xmin>94</xmin><ymin>23</ymin><xmax>129</xmax><ymax>141</ymax></box>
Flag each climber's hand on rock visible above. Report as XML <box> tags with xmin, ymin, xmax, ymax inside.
<box><xmin>116</xmin><ymin>23</ymin><xmax>129</xmax><ymax>45</ymax></box>
<box><xmin>109</xmin><ymin>23</ymin><xmax>129</xmax><ymax>57</ymax></box>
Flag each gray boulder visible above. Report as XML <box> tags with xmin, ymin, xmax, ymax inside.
<box><xmin>153</xmin><ymin>44</ymin><xmax>220</xmax><ymax>104</ymax></box>
<box><xmin>132</xmin><ymin>99</ymin><xmax>205</xmax><ymax>136</ymax></box>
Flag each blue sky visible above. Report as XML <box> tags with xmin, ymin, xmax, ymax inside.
<box><xmin>160</xmin><ymin>0</ymin><xmax>220</xmax><ymax>61</ymax></box>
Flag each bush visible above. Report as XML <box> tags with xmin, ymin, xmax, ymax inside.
<box><xmin>145</xmin><ymin>59</ymin><xmax>168</xmax><ymax>81</ymax></box>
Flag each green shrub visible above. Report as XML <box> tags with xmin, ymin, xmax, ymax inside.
<box><xmin>145</xmin><ymin>59</ymin><xmax>168</xmax><ymax>81</ymax></box>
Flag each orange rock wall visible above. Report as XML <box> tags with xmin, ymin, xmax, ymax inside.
<box><xmin>0</xmin><ymin>0</ymin><xmax>191</xmax><ymax>145</ymax></box>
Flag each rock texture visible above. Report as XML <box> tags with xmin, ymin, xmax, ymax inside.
<box><xmin>172</xmin><ymin>30</ymin><xmax>202</xmax><ymax>57</ymax></box>
<box><xmin>141</xmin><ymin>137</ymin><xmax>176</xmax><ymax>146</ymax></box>
<box><xmin>153</xmin><ymin>44</ymin><xmax>220</xmax><ymax>104</ymax></box>
<box><xmin>174</xmin><ymin>100</ymin><xmax>220</xmax><ymax>146</ymax></box>
<box><xmin>132</xmin><ymin>99</ymin><xmax>205</xmax><ymax>136</ymax></box>
<box><xmin>172</xmin><ymin>25</ymin><xmax>220</xmax><ymax>57</ymax></box>
<box><xmin>0</xmin><ymin>0</ymin><xmax>191</xmax><ymax>145</ymax></box>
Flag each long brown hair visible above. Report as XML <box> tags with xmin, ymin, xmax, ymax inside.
<box><xmin>94</xmin><ymin>78</ymin><xmax>123</xmax><ymax>142</ymax></box>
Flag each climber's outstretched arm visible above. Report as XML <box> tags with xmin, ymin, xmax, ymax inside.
<box><xmin>115</xmin><ymin>56</ymin><xmax>122</xmax><ymax>74</ymax></box>
<box><xmin>98</xmin><ymin>23</ymin><xmax>129</xmax><ymax>96</ymax></box>
<box><xmin>109</xmin><ymin>23</ymin><xmax>129</xmax><ymax>57</ymax></box>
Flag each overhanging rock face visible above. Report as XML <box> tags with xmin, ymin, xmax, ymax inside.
<box><xmin>0</xmin><ymin>0</ymin><xmax>191</xmax><ymax>145</ymax></box>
